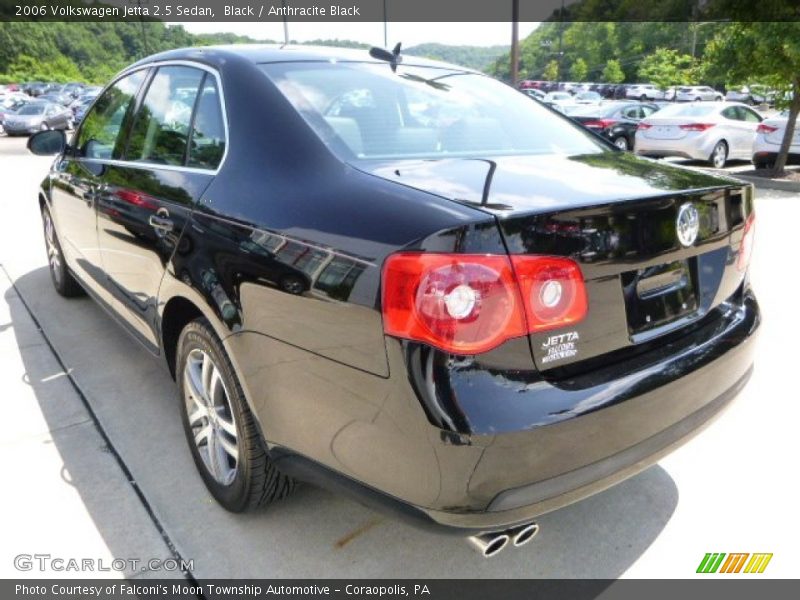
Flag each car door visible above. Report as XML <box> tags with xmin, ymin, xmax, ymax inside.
<box><xmin>49</xmin><ymin>69</ymin><xmax>147</xmax><ymax>292</ymax></box>
<box><xmin>736</xmin><ymin>106</ymin><xmax>762</xmax><ymax>158</ymax></box>
<box><xmin>93</xmin><ymin>64</ymin><xmax>225</xmax><ymax>351</ymax></box>
<box><xmin>719</xmin><ymin>106</ymin><xmax>748</xmax><ymax>157</ymax></box>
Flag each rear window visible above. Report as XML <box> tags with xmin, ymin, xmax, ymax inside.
<box><xmin>18</xmin><ymin>104</ymin><xmax>45</xmax><ymax>115</ymax></box>
<box><xmin>652</xmin><ymin>104</ymin><xmax>717</xmax><ymax>117</ymax></box>
<box><xmin>260</xmin><ymin>62</ymin><xmax>606</xmax><ymax>160</ymax></box>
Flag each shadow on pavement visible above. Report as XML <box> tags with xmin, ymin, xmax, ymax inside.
<box><xmin>7</xmin><ymin>266</ymin><xmax>679</xmax><ymax>578</ymax></box>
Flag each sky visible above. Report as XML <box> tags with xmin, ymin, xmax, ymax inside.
<box><xmin>177</xmin><ymin>22</ymin><xmax>540</xmax><ymax>47</ymax></box>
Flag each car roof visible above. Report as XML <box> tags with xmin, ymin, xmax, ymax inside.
<box><xmin>128</xmin><ymin>44</ymin><xmax>478</xmax><ymax>73</ymax></box>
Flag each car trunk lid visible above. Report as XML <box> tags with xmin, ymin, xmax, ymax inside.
<box><xmin>357</xmin><ymin>152</ymin><xmax>753</xmax><ymax>373</ymax></box>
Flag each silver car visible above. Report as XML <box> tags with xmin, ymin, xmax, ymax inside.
<box><xmin>635</xmin><ymin>102</ymin><xmax>762</xmax><ymax>168</ymax></box>
<box><xmin>1</xmin><ymin>101</ymin><xmax>73</xmax><ymax>135</ymax></box>
<box><xmin>752</xmin><ymin>110</ymin><xmax>800</xmax><ymax>169</ymax></box>
<box><xmin>625</xmin><ymin>84</ymin><xmax>665</xmax><ymax>101</ymax></box>
<box><xmin>675</xmin><ymin>86</ymin><xmax>724</xmax><ymax>102</ymax></box>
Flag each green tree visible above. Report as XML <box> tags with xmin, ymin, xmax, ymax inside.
<box><xmin>638</xmin><ymin>47</ymin><xmax>697</xmax><ymax>91</ymax></box>
<box><xmin>543</xmin><ymin>59</ymin><xmax>559</xmax><ymax>82</ymax></box>
<box><xmin>704</xmin><ymin>22</ymin><xmax>800</xmax><ymax>174</ymax></box>
<box><xmin>602</xmin><ymin>59</ymin><xmax>625</xmax><ymax>83</ymax></box>
<box><xmin>570</xmin><ymin>57</ymin><xmax>588</xmax><ymax>81</ymax></box>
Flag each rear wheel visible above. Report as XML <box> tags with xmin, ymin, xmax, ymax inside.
<box><xmin>612</xmin><ymin>136</ymin><xmax>630</xmax><ymax>151</ymax></box>
<box><xmin>41</xmin><ymin>206</ymin><xmax>84</xmax><ymax>297</ymax></box>
<box><xmin>710</xmin><ymin>141</ymin><xmax>728</xmax><ymax>169</ymax></box>
<box><xmin>177</xmin><ymin>318</ymin><xmax>295</xmax><ymax>512</ymax></box>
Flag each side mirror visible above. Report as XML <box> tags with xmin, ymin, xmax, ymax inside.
<box><xmin>28</xmin><ymin>129</ymin><xmax>66</xmax><ymax>156</ymax></box>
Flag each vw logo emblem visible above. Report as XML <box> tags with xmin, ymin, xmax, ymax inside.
<box><xmin>676</xmin><ymin>203</ymin><xmax>700</xmax><ymax>247</ymax></box>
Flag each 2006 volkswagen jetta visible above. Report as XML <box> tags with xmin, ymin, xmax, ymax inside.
<box><xmin>28</xmin><ymin>45</ymin><xmax>759</xmax><ymax>557</ymax></box>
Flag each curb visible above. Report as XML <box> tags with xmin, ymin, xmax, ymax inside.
<box><xmin>727</xmin><ymin>173</ymin><xmax>800</xmax><ymax>193</ymax></box>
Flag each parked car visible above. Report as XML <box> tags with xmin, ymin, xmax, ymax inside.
<box><xmin>542</xmin><ymin>91</ymin><xmax>575</xmax><ymax>109</ymax></box>
<box><xmin>675</xmin><ymin>86</ymin><xmax>724</xmax><ymax>102</ymax></box>
<box><xmin>571</xmin><ymin>101</ymin><xmax>660</xmax><ymax>150</ymax></box>
<box><xmin>635</xmin><ymin>102</ymin><xmax>762</xmax><ymax>168</ymax></box>
<box><xmin>59</xmin><ymin>82</ymin><xmax>85</xmax><ymax>99</ymax></box>
<box><xmin>22</xmin><ymin>81</ymin><xmax>47</xmax><ymax>96</ymax></box>
<box><xmin>27</xmin><ymin>46</ymin><xmax>759</xmax><ymax>557</ymax></box>
<box><xmin>573</xmin><ymin>91</ymin><xmax>603</xmax><ymax>105</ymax></box>
<box><xmin>37</xmin><ymin>92</ymin><xmax>73</xmax><ymax>107</ymax></box>
<box><xmin>752</xmin><ymin>110</ymin><xmax>800</xmax><ymax>169</ymax></box>
<box><xmin>2</xmin><ymin>101</ymin><xmax>73</xmax><ymax>135</ymax></box>
<box><xmin>625</xmin><ymin>84</ymin><xmax>665</xmax><ymax>101</ymax></box>
<box><xmin>522</xmin><ymin>88</ymin><xmax>546</xmax><ymax>101</ymax></box>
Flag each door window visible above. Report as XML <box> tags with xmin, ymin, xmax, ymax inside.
<box><xmin>187</xmin><ymin>77</ymin><xmax>226</xmax><ymax>169</ymax></box>
<box><xmin>76</xmin><ymin>70</ymin><xmax>146</xmax><ymax>160</ymax></box>
<box><xmin>126</xmin><ymin>66</ymin><xmax>204</xmax><ymax>167</ymax></box>
<box><xmin>738</xmin><ymin>107</ymin><xmax>762</xmax><ymax>123</ymax></box>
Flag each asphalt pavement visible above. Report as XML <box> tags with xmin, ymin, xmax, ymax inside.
<box><xmin>1</xmin><ymin>135</ymin><xmax>798</xmax><ymax>579</ymax></box>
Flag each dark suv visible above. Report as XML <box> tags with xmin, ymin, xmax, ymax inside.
<box><xmin>29</xmin><ymin>46</ymin><xmax>759</xmax><ymax>558</ymax></box>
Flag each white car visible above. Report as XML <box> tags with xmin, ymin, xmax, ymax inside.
<box><xmin>522</xmin><ymin>88</ymin><xmax>546</xmax><ymax>101</ymax></box>
<box><xmin>635</xmin><ymin>102</ymin><xmax>762</xmax><ymax>168</ymax></box>
<box><xmin>675</xmin><ymin>86</ymin><xmax>724</xmax><ymax>102</ymax></box>
<box><xmin>752</xmin><ymin>110</ymin><xmax>800</xmax><ymax>169</ymax></box>
<box><xmin>625</xmin><ymin>84</ymin><xmax>666</xmax><ymax>101</ymax></box>
<box><xmin>543</xmin><ymin>91</ymin><xmax>576</xmax><ymax>107</ymax></box>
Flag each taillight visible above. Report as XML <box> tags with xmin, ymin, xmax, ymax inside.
<box><xmin>756</xmin><ymin>123</ymin><xmax>779</xmax><ymax>134</ymax></box>
<box><xmin>679</xmin><ymin>123</ymin><xmax>716</xmax><ymax>131</ymax></box>
<box><xmin>637</xmin><ymin>122</ymin><xmax>653</xmax><ymax>130</ymax></box>
<box><xmin>382</xmin><ymin>253</ymin><xmax>587</xmax><ymax>354</ymax></box>
<box><xmin>511</xmin><ymin>256</ymin><xmax>589</xmax><ymax>332</ymax></box>
<box><xmin>583</xmin><ymin>118</ymin><xmax>617</xmax><ymax>129</ymax></box>
<box><xmin>737</xmin><ymin>212</ymin><xmax>756</xmax><ymax>272</ymax></box>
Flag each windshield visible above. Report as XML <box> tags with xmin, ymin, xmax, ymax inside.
<box><xmin>652</xmin><ymin>104</ymin><xmax>717</xmax><ymax>117</ymax></box>
<box><xmin>261</xmin><ymin>62</ymin><xmax>606</xmax><ymax>160</ymax></box>
<box><xmin>18</xmin><ymin>104</ymin><xmax>45</xmax><ymax>115</ymax></box>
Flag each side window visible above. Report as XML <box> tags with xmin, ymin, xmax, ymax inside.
<box><xmin>641</xmin><ymin>105</ymin><xmax>657</xmax><ymax>117</ymax></box>
<box><xmin>721</xmin><ymin>107</ymin><xmax>739</xmax><ymax>120</ymax></box>
<box><xmin>76</xmin><ymin>70</ymin><xmax>145</xmax><ymax>159</ymax></box>
<box><xmin>126</xmin><ymin>66</ymin><xmax>204</xmax><ymax>166</ymax></box>
<box><xmin>740</xmin><ymin>107</ymin><xmax>762</xmax><ymax>123</ymax></box>
<box><xmin>621</xmin><ymin>107</ymin><xmax>639</xmax><ymax>119</ymax></box>
<box><xmin>187</xmin><ymin>77</ymin><xmax>226</xmax><ymax>169</ymax></box>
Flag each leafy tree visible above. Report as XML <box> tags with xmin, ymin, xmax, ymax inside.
<box><xmin>704</xmin><ymin>22</ymin><xmax>800</xmax><ymax>174</ymax></box>
<box><xmin>570</xmin><ymin>57</ymin><xmax>588</xmax><ymax>81</ymax></box>
<box><xmin>602</xmin><ymin>59</ymin><xmax>625</xmax><ymax>83</ymax></box>
<box><xmin>543</xmin><ymin>59</ymin><xmax>559</xmax><ymax>82</ymax></box>
<box><xmin>637</xmin><ymin>47</ymin><xmax>696</xmax><ymax>91</ymax></box>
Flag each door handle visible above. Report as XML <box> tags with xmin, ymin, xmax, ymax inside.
<box><xmin>149</xmin><ymin>214</ymin><xmax>174</xmax><ymax>234</ymax></box>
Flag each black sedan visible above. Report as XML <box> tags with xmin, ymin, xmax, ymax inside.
<box><xmin>3</xmin><ymin>101</ymin><xmax>73</xmax><ymax>135</ymax></box>
<box><xmin>28</xmin><ymin>45</ymin><xmax>759</xmax><ymax>558</ymax></box>
<box><xmin>570</xmin><ymin>101</ymin><xmax>660</xmax><ymax>150</ymax></box>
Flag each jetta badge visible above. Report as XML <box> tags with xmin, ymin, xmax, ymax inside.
<box><xmin>676</xmin><ymin>203</ymin><xmax>700</xmax><ymax>247</ymax></box>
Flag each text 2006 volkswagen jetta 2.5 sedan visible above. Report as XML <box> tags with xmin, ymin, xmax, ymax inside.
<box><xmin>29</xmin><ymin>46</ymin><xmax>759</xmax><ymax>557</ymax></box>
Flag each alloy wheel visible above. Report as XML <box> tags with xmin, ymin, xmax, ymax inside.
<box><xmin>43</xmin><ymin>211</ymin><xmax>62</xmax><ymax>285</ymax></box>
<box><xmin>712</xmin><ymin>142</ymin><xmax>727</xmax><ymax>169</ymax></box>
<box><xmin>183</xmin><ymin>349</ymin><xmax>239</xmax><ymax>485</ymax></box>
<box><xmin>614</xmin><ymin>137</ymin><xmax>629</xmax><ymax>151</ymax></box>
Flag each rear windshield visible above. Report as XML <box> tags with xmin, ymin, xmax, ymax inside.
<box><xmin>652</xmin><ymin>104</ymin><xmax>717</xmax><ymax>117</ymax></box>
<box><xmin>260</xmin><ymin>62</ymin><xmax>606</xmax><ymax>160</ymax></box>
<box><xmin>18</xmin><ymin>104</ymin><xmax>45</xmax><ymax>115</ymax></box>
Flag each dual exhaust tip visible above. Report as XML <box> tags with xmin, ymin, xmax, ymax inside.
<box><xmin>467</xmin><ymin>522</ymin><xmax>539</xmax><ymax>558</ymax></box>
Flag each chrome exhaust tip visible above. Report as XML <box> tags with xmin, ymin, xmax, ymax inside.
<box><xmin>511</xmin><ymin>522</ymin><xmax>540</xmax><ymax>547</ymax></box>
<box><xmin>466</xmin><ymin>532</ymin><xmax>510</xmax><ymax>558</ymax></box>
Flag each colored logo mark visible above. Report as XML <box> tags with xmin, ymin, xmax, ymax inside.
<box><xmin>697</xmin><ymin>552</ymin><xmax>773</xmax><ymax>574</ymax></box>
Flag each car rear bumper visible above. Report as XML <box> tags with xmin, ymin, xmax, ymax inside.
<box><xmin>635</xmin><ymin>135</ymin><xmax>714</xmax><ymax>161</ymax></box>
<box><xmin>232</xmin><ymin>287</ymin><xmax>759</xmax><ymax>534</ymax></box>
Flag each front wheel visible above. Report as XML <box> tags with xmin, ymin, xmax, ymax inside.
<box><xmin>41</xmin><ymin>206</ymin><xmax>84</xmax><ymax>297</ymax></box>
<box><xmin>710</xmin><ymin>141</ymin><xmax>728</xmax><ymax>169</ymax></box>
<box><xmin>177</xmin><ymin>318</ymin><xmax>295</xmax><ymax>512</ymax></box>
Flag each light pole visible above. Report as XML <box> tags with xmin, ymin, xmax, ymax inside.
<box><xmin>511</xmin><ymin>0</ymin><xmax>520</xmax><ymax>85</ymax></box>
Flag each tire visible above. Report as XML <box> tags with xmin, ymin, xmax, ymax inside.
<box><xmin>612</xmin><ymin>136</ymin><xmax>630</xmax><ymax>151</ymax></box>
<box><xmin>694</xmin><ymin>97</ymin><xmax>702</xmax><ymax>102</ymax></box>
<box><xmin>639</xmin><ymin>94</ymin><xmax>647</xmax><ymax>102</ymax></box>
<box><xmin>754</xmin><ymin>159</ymin><xmax>774</xmax><ymax>170</ymax></box>
<box><xmin>40</xmin><ymin>122</ymin><xmax>49</xmax><ymax>131</ymax></box>
<box><xmin>177</xmin><ymin>318</ymin><xmax>295</xmax><ymax>512</ymax></box>
<box><xmin>710</xmin><ymin>140</ymin><xmax>728</xmax><ymax>169</ymax></box>
<box><xmin>279</xmin><ymin>274</ymin><xmax>307</xmax><ymax>295</ymax></box>
<box><xmin>41</xmin><ymin>205</ymin><xmax>84</xmax><ymax>297</ymax></box>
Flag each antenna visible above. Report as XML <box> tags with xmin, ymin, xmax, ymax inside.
<box><xmin>282</xmin><ymin>0</ymin><xmax>289</xmax><ymax>45</ymax></box>
<box><xmin>136</xmin><ymin>0</ymin><xmax>150</xmax><ymax>56</ymax></box>
<box><xmin>383</xmin><ymin>0</ymin><xmax>388</xmax><ymax>47</ymax></box>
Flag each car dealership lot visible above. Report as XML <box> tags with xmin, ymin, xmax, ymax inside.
<box><xmin>0</xmin><ymin>135</ymin><xmax>798</xmax><ymax>578</ymax></box>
